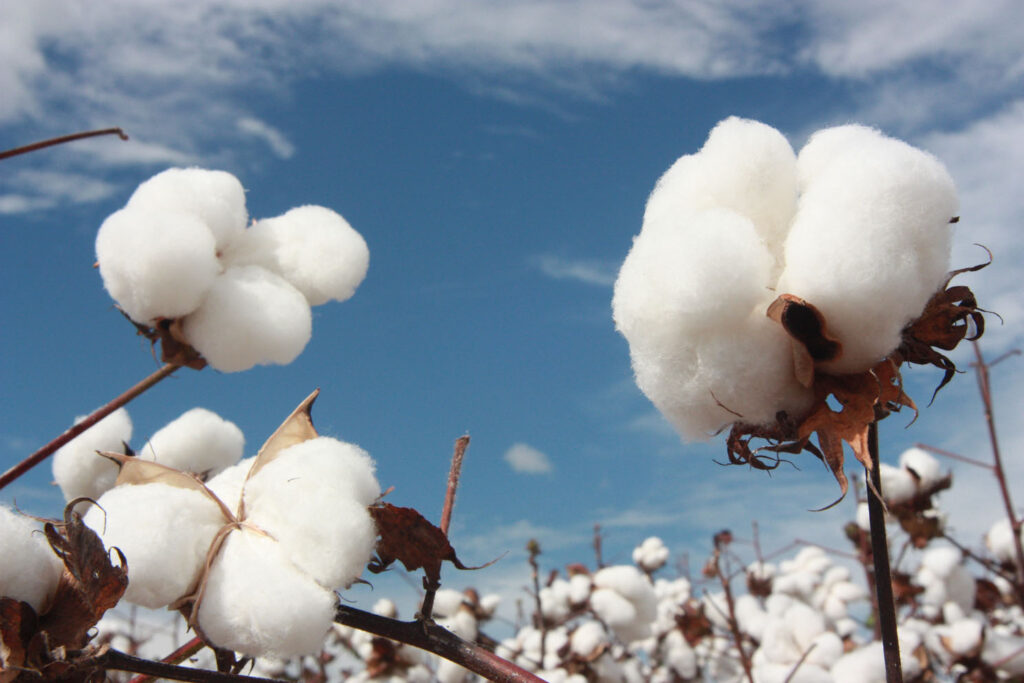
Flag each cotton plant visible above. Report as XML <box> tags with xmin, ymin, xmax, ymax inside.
<box><xmin>613</xmin><ymin>117</ymin><xmax>982</xmax><ymax>499</ymax></box>
<box><xmin>52</xmin><ymin>405</ymin><xmax>243</xmax><ymax>503</ymax></box>
<box><xmin>96</xmin><ymin>167</ymin><xmax>369</xmax><ymax>372</ymax></box>
<box><xmin>0</xmin><ymin>505</ymin><xmax>64</xmax><ymax>613</ymax></box>
<box><xmin>80</xmin><ymin>391</ymin><xmax>380</xmax><ymax>658</ymax></box>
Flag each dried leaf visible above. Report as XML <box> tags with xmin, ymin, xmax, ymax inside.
<box><xmin>122</xmin><ymin>312</ymin><xmax>206</xmax><ymax>370</ymax></box>
<box><xmin>368</xmin><ymin>504</ymin><xmax>482</xmax><ymax>585</ymax></box>
<box><xmin>767</xmin><ymin>294</ymin><xmax>843</xmax><ymax>387</ymax></box>
<box><xmin>0</xmin><ymin>598</ymin><xmax>35</xmax><ymax>683</ymax></box>
<box><xmin>39</xmin><ymin>503</ymin><xmax>128</xmax><ymax>650</ymax></box>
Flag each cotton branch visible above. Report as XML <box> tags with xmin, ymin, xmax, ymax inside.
<box><xmin>334</xmin><ymin>604</ymin><xmax>547</xmax><ymax>683</ymax></box>
<box><xmin>419</xmin><ymin>435</ymin><xmax>470</xmax><ymax>621</ymax></box>
<box><xmin>0</xmin><ymin>127</ymin><xmax>128</xmax><ymax>160</ymax></box>
<box><xmin>0</xmin><ymin>363</ymin><xmax>179</xmax><ymax>492</ymax></box>
<box><xmin>97</xmin><ymin>647</ymin><xmax>280</xmax><ymax>683</ymax></box>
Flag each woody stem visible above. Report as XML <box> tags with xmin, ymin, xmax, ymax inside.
<box><xmin>866</xmin><ymin>421</ymin><xmax>902</xmax><ymax>683</ymax></box>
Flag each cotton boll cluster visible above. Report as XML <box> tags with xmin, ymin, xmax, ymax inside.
<box><xmin>52</xmin><ymin>408</ymin><xmax>133</xmax><ymax>502</ymax></box>
<box><xmin>614</xmin><ymin>117</ymin><xmax>957</xmax><ymax>438</ymax></box>
<box><xmin>632</xmin><ymin>536</ymin><xmax>669</xmax><ymax>573</ymax></box>
<box><xmin>96</xmin><ymin>168</ymin><xmax>369</xmax><ymax>372</ymax></box>
<box><xmin>986</xmin><ymin>518</ymin><xmax>1024</xmax><ymax>566</ymax></box>
<box><xmin>0</xmin><ymin>505</ymin><xmax>64</xmax><ymax>612</ymax></box>
<box><xmin>53</xmin><ymin>406</ymin><xmax>243</xmax><ymax>503</ymax></box>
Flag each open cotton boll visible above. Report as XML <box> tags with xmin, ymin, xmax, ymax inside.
<box><xmin>140</xmin><ymin>408</ymin><xmax>244</xmax><ymax>477</ymax></box>
<box><xmin>52</xmin><ymin>407</ymin><xmax>133</xmax><ymax>502</ymax></box>
<box><xmin>96</xmin><ymin>207</ymin><xmax>221</xmax><ymax>323</ymax></box>
<box><xmin>225</xmin><ymin>205</ymin><xmax>369</xmax><ymax>306</ymax></box>
<box><xmin>778</xmin><ymin>130</ymin><xmax>957</xmax><ymax>373</ymax></box>
<box><xmin>183</xmin><ymin>266</ymin><xmax>312</xmax><ymax>372</ymax></box>
<box><xmin>632</xmin><ymin>536</ymin><xmax>669</xmax><ymax>572</ymax></box>
<box><xmin>642</xmin><ymin>117</ymin><xmax>798</xmax><ymax>256</ymax></box>
<box><xmin>590</xmin><ymin>565</ymin><xmax>657</xmax><ymax>642</ymax></box>
<box><xmin>205</xmin><ymin>456</ymin><xmax>255</xmax><ymax>515</ymax></box>
<box><xmin>198</xmin><ymin>527</ymin><xmax>337</xmax><ymax>658</ymax></box>
<box><xmin>986</xmin><ymin>518</ymin><xmax>1020</xmax><ymax>565</ymax></box>
<box><xmin>127</xmin><ymin>168</ymin><xmax>247</xmax><ymax>251</ymax></box>
<box><xmin>84</xmin><ymin>482</ymin><xmax>227</xmax><ymax>608</ymax></box>
<box><xmin>879</xmin><ymin>464</ymin><xmax>917</xmax><ymax>505</ymax></box>
<box><xmin>0</xmin><ymin>505</ymin><xmax>64</xmax><ymax>612</ymax></box>
<box><xmin>899</xmin><ymin>447</ymin><xmax>944</xmax><ymax>489</ymax></box>
<box><xmin>242</xmin><ymin>437</ymin><xmax>379</xmax><ymax>589</ymax></box>
<box><xmin>795</xmin><ymin>125</ymin><xmax>888</xmax><ymax>191</ymax></box>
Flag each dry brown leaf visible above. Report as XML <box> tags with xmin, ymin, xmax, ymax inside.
<box><xmin>0</xmin><ymin>598</ymin><xmax>34</xmax><ymax>683</ymax></box>
<box><xmin>368</xmin><ymin>503</ymin><xmax>480</xmax><ymax>585</ymax></box>
<box><xmin>122</xmin><ymin>312</ymin><xmax>206</xmax><ymax>370</ymax></box>
<box><xmin>767</xmin><ymin>294</ymin><xmax>843</xmax><ymax>388</ymax></box>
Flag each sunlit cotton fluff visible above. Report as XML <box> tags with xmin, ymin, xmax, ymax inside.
<box><xmin>197</xmin><ymin>527</ymin><xmax>338</xmax><ymax>658</ymax></box>
<box><xmin>84</xmin><ymin>482</ymin><xmax>227</xmax><ymax>609</ymax></box>
<box><xmin>225</xmin><ymin>205</ymin><xmax>369</xmax><ymax>306</ymax></box>
<box><xmin>0</xmin><ymin>505</ymin><xmax>64</xmax><ymax>612</ymax></box>
<box><xmin>589</xmin><ymin>565</ymin><xmax>657</xmax><ymax>643</ymax></box>
<box><xmin>140</xmin><ymin>407</ymin><xmax>244</xmax><ymax>477</ymax></box>
<box><xmin>182</xmin><ymin>266</ymin><xmax>312</xmax><ymax>372</ymax></box>
<box><xmin>242</xmin><ymin>437</ymin><xmax>380</xmax><ymax>590</ymax></box>
<box><xmin>52</xmin><ymin>407</ymin><xmax>132</xmax><ymax>502</ymax></box>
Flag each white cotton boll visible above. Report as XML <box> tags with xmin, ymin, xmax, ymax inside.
<box><xmin>372</xmin><ymin>598</ymin><xmax>397</xmax><ymax>618</ymax></box>
<box><xmin>140</xmin><ymin>408</ymin><xmax>244</xmax><ymax>477</ymax></box>
<box><xmin>856</xmin><ymin>501</ymin><xmax>872</xmax><ymax>530</ymax></box>
<box><xmin>832</xmin><ymin>642</ymin><xmax>885</xmax><ymax>682</ymax></box>
<box><xmin>570</xmin><ymin>620</ymin><xmax>608</xmax><ymax>657</ymax></box>
<box><xmin>225</xmin><ymin>205</ymin><xmax>369</xmax><ymax>306</ymax></box>
<box><xmin>243</xmin><ymin>437</ymin><xmax>379</xmax><ymax>590</ymax></box>
<box><xmin>643</xmin><ymin>117</ymin><xmax>798</xmax><ymax>255</ymax></box>
<box><xmin>96</xmin><ymin>206</ymin><xmax>221</xmax><ymax>323</ymax></box>
<box><xmin>539</xmin><ymin>580</ymin><xmax>572</xmax><ymax>623</ymax></box>
<box><xmin>432</xmin><ymin>589</ymin><xmax>467</xmax><ymax>618</ymax></box>
<box><xmin>983</xmin><ymin>631</ymin><xmax>1024</xmax><ymax>675</ymax></box>
<box><xmin>127</xmin><ymin>168</ymin><xmax>247</xmax><ymax>250</ymax></box>
<box><xmin>898</xmin><ymin>447</ymin><xmax>944</xmax><ymax>489</ymax></box>
<box><xmin>917</xmin><ymin>547</ymin><xmax>975</xmax><ymax>612</ymax></box>
<box><xmin>591</xmin><ymin>566</ymin><xmax>657</xmax><ymax>641</ymax></box>
<box><xmin>662</xmin><ymin>629</ymin><xmax>697</xmax><ymax>679</ymax></box>
<box><xmin>632</xmin><ymin>536</ymin><xmax>669</xmax><ymax>572</ymax></box>
<box><xmin>935</xmin><ymin>618</ymin><xmax>984</xmax><ymax>656</ymax></box>
<box><xmin>198</xmin><ymin>528</ymin><xmax>337</xmax><ymax>658</ymax></box>
<box><xmin>0</xmin><ymin>506</ymin><xmax>64</xmax><ymax>612</ymax></box>
<box><xmin>779</xmin><ymin>130</ymin><xmax>957</xmax><ymax>373</ymax></box>
<box><xmin>879</xmin><ymin>464</ymin><xmax>917</xmax><ymax>505</ymax></box>
<box><xmin>986</xmin><ymin>518</ymin><xmax>1018</xmax><ymax>565</ymax></box>
<box><xmin>734</xmin><ymin>593</ymin><xmax>769</xmax><ymax>641</ymax></box>
<box><xmin>84</xmin><ymin>482</ymin><xmax>226</xmax><ymax>608</ymax></box>
<box><xmin>182</xmin><ymin>266</ymin><xmax>312</xmax><ymax>373</ymax></box>
<box><xmin>205</xmin><ymin>456</ymin><xmax>255</xmax><ymax>515</ymax></box>
<box><xmin>52</xmin><ymin>408</ymin><xmax>133</xmax><ymax>502</ymax></box>
<box><xmin>479</xmin><ymin>593</ymin><xmax>501</xmax><ymax>618</ymax></box>
<box><xmin>569</xmin><ymin>573</ymin><xmax>592</xmax><ymax>605</ymax></box>
<box><xmin>796</xmin><ymin>125</ymin><xmax>888</xmax><ymax>191</ymax></box>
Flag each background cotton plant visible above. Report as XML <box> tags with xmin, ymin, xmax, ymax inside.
<box><xmin>96</xmin><ymin>167</ymin><xmax>369</xmax><ymax>372</ymax></box>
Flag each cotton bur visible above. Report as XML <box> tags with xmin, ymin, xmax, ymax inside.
<box><xmin>96</xmin><ymin>168</ymin><xmax>369</xmax><ymax>372</ymax></box>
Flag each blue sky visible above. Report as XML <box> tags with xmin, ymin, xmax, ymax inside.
<box><xmin>1</xmin><ymin>2</ymin><xmax>1022</xmax><ymax>611</ymax></box>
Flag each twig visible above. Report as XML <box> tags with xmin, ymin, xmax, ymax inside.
<box><xmin>913</xmin><ymin>442</ymin><xmax>992</xmax><ymax>470</ymax></box>
<box><xmin>335</xmin><ymin>604</ymin><xmax>547</xmax><ymax>682</ymax></box>
<box><xmin>440</xmin><ymin>435</ymin><xmax>470</xmax><ymax>536</ymax></box>
<box><xmin>99</xmin><ymin>648</ymin><xmax>280</xmax><ymax>683</ymax></box>
<box><xmin>709</xmin><ymin>533</ymin><xmax>754</xmax><ymax>683</ymax></box>
<box><xmin>0</xmin><ymin>127</ymin><xmax>129</xmax><ymax>160</ymax></box>
<box><xmin>866</xmin><ymin>421</ymin><xmax>903</xmax><ymax>682</ymax></box>
<box><xmin>593</xmin><ymin>523</ymin><xmax>604</xmax><ymax>569</ymax></box>
<box><xmin>0</xmin><ymin>363</ymin><xmax>180</xmax><ymax>491</ymax></box>
<box><xmin>128</xmin><ymin>636</ymin><xmax>206</xmax><ymax>683</ymax></box>
<box><xmin>527</xmin><ymin>539</ymin><xmax>546</xmax><ymax>666</ymax></box>
<box><xmin>972</xmin><ymin>343</ymin><xmax>1024</xmax><ymax>604</ymax></box>
<box><xmin>783</xmin><ymin>642</ymin><xmax>818</xmax><ymax>683</ymax></box>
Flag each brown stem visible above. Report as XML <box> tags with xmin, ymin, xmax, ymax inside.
<box><xmin>708</xmin><ymin>533</ymin><xmax>754</xmax><ymax>683</ymax></box>
<box><xmin>527</xmin><ymin>539</ymin><xmax>546</xmax><ymax>667</ymax></box>
<box><xmin>0</xmin><ymin>363</ymin><xmax>180</xmax><ymax>492</ymax></box>
<box><xmin>593</xmin><ymin>523</ymin><xmax>604</xmax><ymax>569</ymax></box>
<box><xmin>440</xmin><ymin>435</ymin><xmax>470</xmax><ymax>536</ymax></box>
<box><xmin>99</xmin><ymin>648</ymin><xmax>280</xmax><ymax>683</ymax></box>
<box><xmin>335</xmin><ymin>604</ymin><xmax>547</xmax><ymax>682</ymax></box>
<box><xmin>867</xmin><ymin>421</ymin><xmax>902</xmax><ymax>682</ymax></box>
<box><xmin>912</xmin><ymin>442</ymin><xmax>993</xmax><ymax>470</ymax></box>
<box><xmin>972</xmin><ymin>342</ymin><xmax>1024</xmax><ymax>605</ymax></box>
<box><xmin>0</xmin><ymin>127</ymin><xmax>129</xmax><ymax>160</ymax></box>
<box><xmin>128</xmin><ymin>636</ymin><xmax>205</xmax><ymax>683</ymax></box>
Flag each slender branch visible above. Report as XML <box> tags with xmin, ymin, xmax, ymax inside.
<box><xmin>527</xmin><ymin>539</ymin><xmax>547</xmax><ymax>666</ymax></box>
<box><xmin>913</xmin><ymin>442</ymin><xmax>993</xmax><ymax>470</ymax></box>
<box><xmin>866</xmin><ymin>421</ymin><xmax>902</xmax><ymax>683</ymax></box>
<box><xmin>335</xmin><ymin>604</ymin><xmax>547</xmax><ymax>682</ymax></box>
<box><xmin>972</xmin><ymin>342</ymin><xmax>1024</xmax><ymax>604</ymax></box>
<box><xmin>128</xmin><ymin>636</ymin><xmax>206</xmax><ymax>683</ymax></box>
<box><xmin>0</xmin><ymin>363</ymin><xmax>180</xmax><ymax>491</ymax></box>
<box><xmin>0</xmin><ymin>127</ymin><xmax>128</xmax><ymax>161</ymax></box>
<box><xmin>99</xmin><ymin>648</ymin><xmax>280</xmax><ymax>683</ymax></box>
<box><xmin>440</xmin><ymin>435</ymin><xmax>470</xmax><ymax>536</ymax></box>
<box><xmin>783</xmin><ymin>642</ymin><xmax>818</xmax><ymax>683</ymax></box>
<box><xmin>593</xmin><ymin>523</ymin><xmax>604</xmax><ymax>569</ymax></box>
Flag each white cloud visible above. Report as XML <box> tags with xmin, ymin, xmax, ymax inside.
<box><xmin>503</xmin><ymin>442</ymin><xmax>553</xmax><ymax>474</ymax></box>
<box><xmin>532</xmin><ymin>254</ymin><xmax>617</xmax><ymax>287</ymax></box>
<box><xmin>0</xmin><ymin>169</ymin><xmax>119</xmax><ymax>214</ymax></box>
<box><xmin>237</xmin><ymin>117</ymin><xmax>295</xmax><ymax>159</ymax></box>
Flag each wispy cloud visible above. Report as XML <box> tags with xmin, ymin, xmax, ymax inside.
<box><xmin>503</xmin><ymin>442</ymin><xmax>553</xmax><ymax>474</ymax></box>
<box><xmin>237</xmin><ymin>117</ymin><xmax>296</xmax><ymax>160</ymax></box>
<box><xmin>0</xmin><ymin>169</ymin><xmax>118</xmax><ymax>214</ymax></box>
<box><xmin>531</xmin><ymin>254</ymin><xmax>617</xmax><ymax>287</ymax></box>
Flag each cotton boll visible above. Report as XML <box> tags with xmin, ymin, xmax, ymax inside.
<box><xmin>140</xmin><ymin>408</ymin><xmax>244</xmax><ymax>477</ymax></box>
<box><xmin>568</xmin><ymin>573</ymin><xmax>592</xmax><ymax>606</ymax></box>
<box><xmin>183</xmin><ymin>266</ymin><xmax>312</xmax><ymax>372</ymax></box>
<box><xmin>539</xmin><ymin>580</ymin><xmax>572</xmax><ymax>623</ymax></box>
<box><xmin>84</xmin><ymin>482</ymin><xmax>227</xmax><ymax>608</ymax></box>
<box><xmin>0</xmin><ymin>506</ymin><xmax>64</xmax><ymax>612</ymax></box>
<box><xmin>916</xmin><ymin>546</ymin><xmax>975</xmax><ymax>612</ymax></box>
<box><xmin>198</xmin><ymin>528</ymin><xmax>337</xmax><ymax>658</ymax></box>
<box><xmin>432</xmin><ymin>589</ymin><xmax>467</xmax><ymax>618</ymax></box>
<box><xmin>795</xmin><ymin>125</ymin><xmax>888</xmax><ymax>191</ymax></box>
<box><xmin>96</xmin><ymin>206</ymin><xmax>221</xmax><ymax>323</ymax></box>
<box><xmin>127</xmin><ymin>168</ymin><xmax>247</xmax><ymax>250</ymax></box>
<box><xmin>632</xmin><ymin>536</ymin><xmax>669</xmax><ymax>572</ymax></box>
<box><xmin>879</xmin><ymin>464</ymin><xmax>916</xmax><ymax>505</ymax></box>
<box><xmin>983</xmin><ymin>631</ymin><xmax>1024</xmax><ymax>676</ymax></box>
<box><xmin>205</xmin><ymin>456</ymin><xmax>255</xmax><ymax>515</ymax></box>
<box><xmin>779</xmin><ymin>130</ymin><xmax>957</xmax><ymax>373</ymax></box>
<box><xmin>898</xmin><ymin>447</ymin><xmax>944</xmax><ymax>490</ymax></box>
<box><xmin>643</xmin><ymin>117</ymin><xmax>798</xmax><ymax>256</ymax></box>
<box><xmin>831</xmin><ymin>642</ymin><xmax>885</xmax><ymax>682</ymax></box>
<box><xmin>225</xmin><ymin>205</ymin><xmax>369</xmax><ymax>306</ymax></box>
<box><xmin>243</xmin><ymin>438</ymin><xmax>378</xmax><ymax>590</ymax></box>
<box><xmin>52</xmin><ymin>407</ymin><xmax>133</xmax><ymax>502</ymax></box>
<box><xmin>570</xmin><ymin>620</ymin><xmax>608</xmax><ymax>657</ymax></box>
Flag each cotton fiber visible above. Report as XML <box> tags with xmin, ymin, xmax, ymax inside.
<box><xmin>52</xmin><ymin>407</ymin><xmax>133</xmax><ymax>502</ymax></box>
<box><xmin>614</xmin><ymin>118</ymin><xmax>957</xmax><ymax>440</ymax></box>
<box><xmin>0</xmin><ymin>505</ymin><xmax>64</xmax><ymax>612</ymax></box>
<box><xmin>140</xmin><ymin>408</ymin><xmax>244</xmax><ymax>477</ymax></box>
